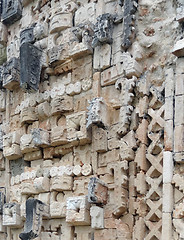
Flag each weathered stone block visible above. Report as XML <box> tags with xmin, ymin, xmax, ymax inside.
<box><xmin>3</xmin><ymin>131</ymin><xmax>22</xmax><ymax>160</ymax></box>
<box><xmin>88</xmin><ymin>177</ymin><xmax>108</xmax><ymax>205</ymax></box>
<box><xmin>20</xmin><ymin>43</ymin><xmax>42</xmax><ymax>92</ymax></box>
<box><xmin>19</xmin><ymin>199</ymin><xmax>49</xmax><ymax>240</ymax></box>
<box><xmin>33</xmin><ymin>177</ymin><xmax>50</xmax><ymax>193</ymax></box>
<box><xmin>3</xmin><ymin>203</ymin><xmax>22</xmax><ymax>228</ymax></box>
<box><xmin>20</xmin><ymin>107</ymin><xmax>38</xmax><ymax>125</ymax></box>
<box><xmin>20</xmin><ymin>134</ymin><xmax>39</xmax><ymax>153</ymax></box>
<box><xmin>50</xmin><ymin>175</ymin><xmax>73</xmax><ymax>191</ymax></box>
<box><xmin>92</xmin><ymin>126</ymin><xmax>108</xmax><ymax>153</ymax></box>
<box><xmin>2</xmin><ymin>0</ymin><xmax>22</xmax><ymax>25</ymax></box>
<box><xmin>66</xmin><ymin>111</ymin><xmax>91</xmax><ymax>145</ymax></box>
<box><xmin>92</xmin><ymin>14</ymin><xmax>114</xmax><ymax>48</ymax></box>
<box><xmin>51</xmin><ymin>95</ymin><xmax>73</xmax><ymax>115</ymax></box>
<box><xmin>31</xmin><ymin>128</ymin><xmax>50</xmax><ymax>148</ymax></box>
<box><xmin>90</xmin><ymin>206</ymin><xmax>104</xmax><ymax>229</ymax></box>
<box><xmin>172</xmin><ymin>39</ymin><xmax>184</xmax><ymax>57</ymax></box>
<box><xmin>49</xmin><ymin>13</ymin><xmax>72</xmax><ymax>34</ymax></box>
<box><xmin>66</xmin><ymin>195</ymin><xmax>90</xmax><ymax>225</ymax></box>
<box><xmin>2</xmin><ymin>57</ymin><xmax>20</xmax><ymax>90</ymax></box>
<box><xmin>20</xmin><ymin>27</ymin><xmax>34</xmax><ymax>46</ymax></box>
<box><xmin>50</xmin><ymin>202</ymin><xmax>66</xmax><ymax>218</ymax></box>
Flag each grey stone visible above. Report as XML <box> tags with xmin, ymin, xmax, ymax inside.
<box><xmin>20</xmin><ymin>42</ymin><xmax>42</xmax><ymax>92</ymax></box>
<box><xmin>1</xmin><ymin>0</ymin><xmax>22</xmax><ymax>25</ymax></box>
<box><xmin>10</xmin><ymin>158</ymin><xmax>30</xmax><ymax>177</ymax></box>
<box><xmin>19</xmin><ymin>199</ymin><xmax>49</xmax><ymax>240</ymax></box>
<box><xmin>122</xmin><ymin>0</ymin><xmax>138</xmax><ymax>50</ymax></box>
<box><xmin>92</xmin><ymin>14</ymin><xmax>114</xmax><ymax>48</ymax></box>
<box><xmin>20</xmin><ymin>27</ymin><xmax>34</xmax><ymax>46</ymax></box>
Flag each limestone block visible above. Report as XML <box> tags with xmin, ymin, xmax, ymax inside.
<box><xmin>172</xmin><ymin>39</ymin><xmax>184</xmax><ymax>57</ymax></box>
<box><xmin>0</xmin><ymin>89</ymin><xmax>6</xmax><ymax>112</ymax></box>
<box><xmin>37</xmin><ymin>101</ymin><xmax>50</xmax><ymax>120</ymax></box>
<box><xmin>24</xmin><ymin>150</ymin><xmax>42</xmax><ymax>161</ymax></box>
<box><xmin>51</xmin><ymin>95</ymin><xmax>73</xmax><ymax>115</ymax></box>
<box><xmin>0</xmin><ymin>152</ymin><xmax>5</xmax><ymax>171</ymax></box>
<box><xmin>90</xmin><ymin>206</ymin><xmax>104</xmax><ymax>229</ymax></box>
<box><xmin>0</xmin><ymin>44</ymin><xmax>7</xmax><ymax>65</ymax></box>
<box><xmin>73</xmin><ymin>165</ymin><xmax>82</xmax><ymax>177</ymax></box>
<box><xmin>136</xmin><ymin>119</ymin><xmax>148</xmax><ymax>145</ymax></box>
<box><xmin>94</xmin><ymin>44</ymin><xmax>111</xmax><ymax>70</ymax></box>
<box><xmin>173</xmin><ymin>200</ymin><xmax>184</xmax><ymax>218</ymax></box>
<box><xmin>74</xmin><ymin>226</ymin><xmax>92</xmax><ymax>240</ymax></box>
<box><xmin>134</xmin><ymin>172</ymin><xmax>147</xmax><ymax>194</ymax></box>
<box><xmin>2</xmin><ymin>57</ymin><xmax>20</xmax><ymax>90</ymax></box>
<box><xmin>175</xmin><ymin>95</ymin><xmax>184</xmax><ymax>126</ymax></box>
<box><xmin>163</xmin><ymin>151</ymin><xmax>173</xmax><ymax>184</ymax></box>
<box><xmin>20</xmin><ymin>134</ymin><xmax>39</xmax><ymax>153</ymax></box>
<box><xmin>174</xmin><ymin>152</ymin><xmax>184</xmax><ymax>163</ymax></box>
<box><xmin>81</xmin><ymin>164</ymin><xmax>92</xmax><ymax>176</ymax></box>
<box><xmin>31</xmin><ymin>128</ymin><xmax>50</xmax><ymax>148</ymax></box>
<box><xmin>74</xmin><ymin>144</ymin><xmax>93</xmax><ymax>165</ymax></box>
<box><xmin>164</xmin><ymin>120</ymin><xmax>173</xmax><ymax>151</ymax></box>
<box><xmin>87</xmin><ymin>97</ymin><xmax>111</xmax><ymax>129</ymax></box>
<box><xmin>50</xmin><ymin>202</ymin><xmax>66</xmax><ymax>218</ymax></box>
<box><xmin>88</xmin><ymin>177</ymin><xmax>108</xmax><ymax>205</ymax></box>
<box><xmin>0</xmin><ymin>215</ymin><xmax>5</xmax><ymax>233</ymax></box>
<box><xmin>21</xmin><ymin>182</ymin><xmax>37</xmax><ymax>195</ymax></box>
<box><xmin>33</xmin><ymin>22</ymin><xmax>48</xmax><ymax>41</ymax></box>
<box><xmin>112</xmin><ymin>186</ymin><xmax>128</xmax><ymax>217</ymax></box>
<box><xmin>50</xmin><ymin>115</ymin><xmax>68</xmax><ymax>146</ymax></box>
<box><xmin>66</xmin><ymin>111</ymin><xmax>91</xmax><ymax>145</ymax></box>
<box><xmin>92</xmin><ymin>126</ymin><xmax>108</xmax><ymax>153</ymax></box>
<box><xmin>174</xmin><ymin>125</ymin><xmax>184</xmax><ymax>153</ymax></box>
<box><xmin>73</xmin><ymin>178</ymin><xmax>89</xmax><ymax>196</ymax></box>
<box><xmin>48</xmin><ymin>43</ymin><xmax>70</xmax><ymax>66</ymax></box>
<box><xmin>173</xmin><ymin>219</ymin><xmax>184</xmax><ymax>238</ymax></box>
<box><xmin>34</xmin><ymin>177</ymin><xmax>50</xmax><ymax>193</ymax></box>
<box><xmin>98</xmin><ymin>149</ymin><xmax>120</xmax><ymax>167</ymax></box>
<box><xmin>176</xmin><ymin>6</ymin><xmax>184</xmax><ymax>22</ymax></box>
<box><xmin>3</xmin><ymin>131</ymin><xmax>22</xmax><ymax>160</ymax></box>
<box><xmin>50</xmin><ymin>175</ymin><xmax>73</xmax><ymax>191</ymax></box>
<box><xmin>19</xmin><ymin>199</ymin><xmax>49</xmax><ymax>240</ymax></box>
<box><xmin>66</xmin><ymin>82</ymin><xmax>82</xmax><ymax>96</ymax></box>
<box><xmin>0</xmin><ymin>23</ymin><xmax>8</xmax><ymax>45</ymax></box>
<box><xmin>94</xmin><ymin>229</ymin><xmax>117</xmax><ymax>240</ymax></box>
<box><xmin>1</xmin><ymin>0</ymin><xmax>22</xmax><ymax>25</ymax></box>
<box><xmin>122</xmin><ymin>52</ymin><xmax>142</xmax><ymax>78</ymax></box>
<box><xmin>75</xmin><ymin>3</ymin><xmax>96</xmax><ymax>25</ymax></box>
<box><xmin>66</xmin><ymin>195</ymin><xmax>90</xmax><ymax>225</ymax></box>
<box><xmin>133</xmin><ymin>217</ymin><xmax>146</xmax><ymax>240</ymax></box>
<box><xmin>49</xmin><ymin>13</ymin><xmax>72</xmax><ymax>34</ymax></box>
<box><xmin>0</xmin><ymin>192</ymin><xmax>5</xmax><ymax>215</ymax></box>
<box><xmin>92</xmin><ymin>13</ymin><xmax>114</xmax><ymax>47</ymax></box>
<box><xmin>20</xmin><ymin>107</ymin><xmax>38</xmax><ymax>125</ymax></box>
<box><xmin>3</xmin><ymin>203</ymin><xmax>22</xmax><ymax>228</ymax></box>
<box><xmin>175</xmin><ymin>74</ymin><xmax>184</xmax><ymax>96</ymax></box>
<box><xmin>101</xmin><ymin>63</ymin><xmax>124</xmax><ymax>87</ymax></box>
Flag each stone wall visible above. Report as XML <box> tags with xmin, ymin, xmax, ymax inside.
<box><xmin>0</xmin><ymin>0</ymin><xmax>183</xmax><ymax>239</ymax></box>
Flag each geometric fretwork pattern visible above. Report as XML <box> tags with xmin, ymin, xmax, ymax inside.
<box><xmin>145</xmin><ymin>87</ymin><xmax>164</xmax><ymax>240</ymax></box>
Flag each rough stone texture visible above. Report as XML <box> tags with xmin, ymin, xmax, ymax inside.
<box><xmin>0</xmin><ymin>0</ymin><xmax>182</xmax><ymax>240</ymax></box>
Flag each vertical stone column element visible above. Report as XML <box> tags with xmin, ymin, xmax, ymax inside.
<box><xmin>19</xmin><ymin>199</ymin><xmax>49</xmax><ymax>240</ymax></box>
<box><xmin>1</xmin><ymin>0</ymin><xmax>22</xmax><ymax>25</ymax></box>
<box><xmin>121</xmin><ymin>0</ymin><xmax>138</xmax><ymax>50</ymax></box>
<box><xmin>3</xmin><ymin>203</ymin><xmax>22</xmax><ymax>228</ymax></box>
<box><xmin>88</xmin><ymin>177</ymin><xmax>108</xmax><ymax>205</ymax></box>
<box><xmin>2</xmin><ymin>57</ymin><xmax>20</xmax><ymax>90</ymax></box>
<box><xmin>92</xmin><ymin>13</ymin><xmax>114</xmax><ymax>48</ymax></box>
<box><xmin>20</xmin><ymin>42</ymin><xmax>42</xmax><ymax>92</ymax></box>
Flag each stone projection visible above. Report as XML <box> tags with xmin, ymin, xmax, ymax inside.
<box><xmin>0</xmin><ymin>0</ymin><xmax>182</xmax><ymax>240</ymax></box>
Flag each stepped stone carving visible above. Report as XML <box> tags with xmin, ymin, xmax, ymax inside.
<box><xmin>19</xmin><ymin>199</ymin><xmax>49</xmax><ymax>240</ymax></box>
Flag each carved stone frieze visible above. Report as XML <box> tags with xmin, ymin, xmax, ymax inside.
<box><xmin>1</xmin><ymin>0</ymin><xmax>22</xmax><ymax>25</ymax></box>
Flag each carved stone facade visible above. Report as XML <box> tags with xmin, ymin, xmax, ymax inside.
<box><xmin>0</xmin><ymin>0</ymin><xmax>183</xmax><ymax>240</ymax></box>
